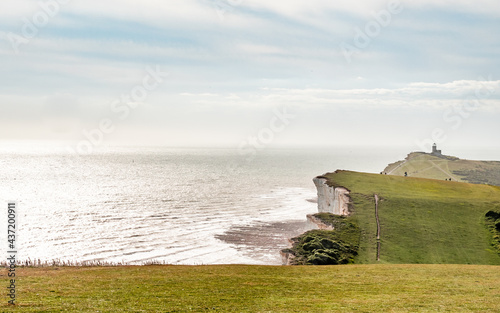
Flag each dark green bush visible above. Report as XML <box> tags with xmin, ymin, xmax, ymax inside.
<box><xmin>307</xmin><ymin>251</ymin><xmax>337</xmax><ymax>265</ymax></box>
<box><xmin>283</xmin><ymin>213</ymin><xmax>360</xmax><ymax>265</ymax></box>
<box><xmin>485</xmin><ymin>210</ymin><xmax>500</xmax><ymax>220</ymax></box>
<box><xmin>485</xmin><ymin>210</ymin><xmax>500</xmax><ymax>254</ymax></box>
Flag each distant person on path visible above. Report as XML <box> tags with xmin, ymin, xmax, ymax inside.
<box><xmin>404</xmin><ymin>172</ymin><xmax>407</xmax><ymax>177</ymax></box>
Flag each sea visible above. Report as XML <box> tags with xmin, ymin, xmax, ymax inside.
<box><xmin>0</xmin><ymin>142</ymin><xmax>468</xmax><ymax>265</ymax></box>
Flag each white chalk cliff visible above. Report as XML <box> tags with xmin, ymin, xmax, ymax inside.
<box><xmin>313</xmin><ymin>176</ymin><xmax>351</xmax><ymax>216</ymax></box>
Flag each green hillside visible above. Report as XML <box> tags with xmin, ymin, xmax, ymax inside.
<box><xmin>320</xmin><ymin>170</ymin><xmax>500</xmax><ymax>265</ymax></box>
<box><xmin>383</xmin><ymin>152</ymin><xmax>500</xmax><ymax>186</ymax></box>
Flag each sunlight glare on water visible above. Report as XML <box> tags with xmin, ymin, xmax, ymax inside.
<box><xmin>0</xmin><ymin>142</ymin><xmax>399</xmax><ymax>265</ymax></box>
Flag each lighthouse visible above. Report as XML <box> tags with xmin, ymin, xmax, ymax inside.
<box><xmin>431</xmin><ymin>143</ymin><xmax>442</xmax><ymax>156</ymax></box>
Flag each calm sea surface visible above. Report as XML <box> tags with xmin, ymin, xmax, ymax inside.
<box><xmin>0</xmin><ymin>143</ymin><xmax>412</xmax><ymax>265</ymax></box>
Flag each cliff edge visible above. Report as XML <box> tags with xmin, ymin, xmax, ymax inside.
<box><xmin>313</xmin><ymin>175</ymin><xmax>351</xmax><ymax>216</ymax></box>
<box><xmin>281</xmin><ymin>173</ymin><xmax>357</xmax><ymax>265</ymax></box>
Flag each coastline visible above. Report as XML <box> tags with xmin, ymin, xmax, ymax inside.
<box><xmin>216</xmin><ymin>220</ymin><xmax>317</xmax><ymax>265</ymax></box>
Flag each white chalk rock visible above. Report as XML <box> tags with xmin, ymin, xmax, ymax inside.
<box><xmin>313</xmin><ymin>177</ymin><xmax>350</xmax><ymax>216</ymax></box>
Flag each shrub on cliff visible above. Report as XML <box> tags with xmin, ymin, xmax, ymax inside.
<box><xmin>285</xmin><ymin>214</ymin><xmax>360</xmax><ymax>265</ymax></box>
<box><xmin>485</xmin><ymin>210</ymin><xmax>500</xmax><ymax>254</ymax></box>
<box><xmin>313</xmin><ymin>212</ymin><xmax>351</xmax><ymax>228</ymax></box>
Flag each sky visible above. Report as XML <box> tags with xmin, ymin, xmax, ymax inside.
<box><xmin>1</xmin><ymin>0</ymin><xmax>500</xmax><ymax>153</ymax></box>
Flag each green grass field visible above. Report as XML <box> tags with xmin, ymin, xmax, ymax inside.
<box><xmin>322</xmin><ymin>170</ymin><xmax>500</xmax><ymax>265</ymax></box>
<box><xmin>2</xmin><ymin>264</ymin><xmax>500</xmax><ymax>312</ymax></box>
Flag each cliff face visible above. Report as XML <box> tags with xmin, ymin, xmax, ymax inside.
<box><xmin>313</xmin><ymin>177</ymin><xmax>351</xmax><ymax>216</ymax></box>
<box><xmin>281</xmin><ymin>175</ymin><xmax>352</xmax><ymax>265</ymax></box>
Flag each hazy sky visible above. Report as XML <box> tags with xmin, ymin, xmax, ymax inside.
<box><xmin>1</xmin><ymin>0</ymin><xmax>499</xmax><ymax>151</ymax></box>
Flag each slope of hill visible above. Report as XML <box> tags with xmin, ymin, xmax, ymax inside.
<box><xmin>319</xmin><ymin>170</ymin><xmax>500</xmax><ymax>265</ymax></box>
<box><xmin>383</xmin><ymin>152</ymin><xmax>500</xmax><ymax>186</ymax></box>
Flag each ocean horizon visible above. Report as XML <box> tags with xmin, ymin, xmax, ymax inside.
<box><xmin>1</xmin><ymin>141</ymin><xmax>498</xmax><ymax>265</ymax></box>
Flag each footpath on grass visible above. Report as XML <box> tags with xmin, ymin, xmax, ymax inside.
<box><xmin>375</xmin><ymin>194</ymin><xmax>381</xmax><ymax>262</ymax></box>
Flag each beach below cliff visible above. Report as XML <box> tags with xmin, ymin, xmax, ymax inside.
<box><xmin>216</xmin><ymin>220</ymin><xmax>317</xmax><ymax>265</ymax></box>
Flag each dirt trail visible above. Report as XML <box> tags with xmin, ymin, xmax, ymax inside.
<box><xmin>387</xmin><ymin>153</ymin><xmax>422</xmax><ymax>175</ymax></box>
<box><xmin>387</xmin><ymin>160</ymin><xmax>406</xmax><ymax>175</ymax></box>
<box><xmin>375</xmin><ymin>194</ymin><xmax>381</xmax><ymax>262</ymax></box>
<box><xmin>428</xmin><ymin>160</ymin><xmax>459</xmax><ymax>181</ymax></box>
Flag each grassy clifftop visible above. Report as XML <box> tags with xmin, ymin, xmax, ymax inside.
<box><xmin>383</xmin><ymin>152</ymin><xmax>500</xmax><ymax>186</ymax></box>
<box><xmin>322</xmin><ymin>170</ymin><xmax>500</xmax><ymax>265</ymax></box>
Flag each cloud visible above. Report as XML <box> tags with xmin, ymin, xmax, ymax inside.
<box><xmin>243</xmin><ymin>0</ymin><xmax>500</xmax><ymax>19</ymax></box>
<box><xmin>256</xmin><ymin>79</ymin><xmax>500</xmax><ymax>109</ymax></box>
<box><xmin>125</xmin><ymin>80</ymin><xmax>500</xmax><ymax>116</ymax></box>
<box><xmin>0</xmin><ymin>1</ymin><xmax>499</xmax><ymax>147</ymax></box>
<box><xmin>407</xmin><ymin>0</ymin><xmax>500</xmax><ymax>16</ymax></box>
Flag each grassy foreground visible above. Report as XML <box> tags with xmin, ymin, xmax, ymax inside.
<box><xmin>1</xmin><ymin>264</ymin><xmax>500</xmax><ymax>312</ymax></box>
